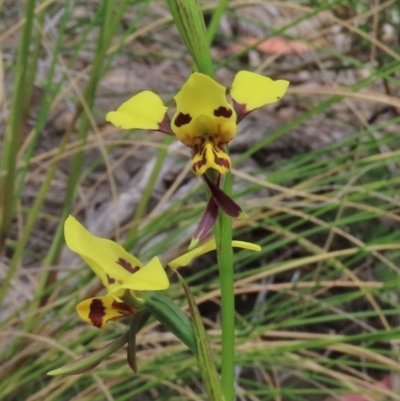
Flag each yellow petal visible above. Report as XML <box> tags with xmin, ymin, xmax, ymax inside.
<box><xmin>106</xmin><ymin>91</ymin><xmax>168</xmax><ymax>130</ymax></box>
<box><xmin>109</xmin><ymin>257</ymin><xmax>170</xmax><ymax>293</ymax></box>
<box><xmin>64</xmin><ymin>216</ymin><xmax>143</xmax><ymax>290</ymax></box>
<box><xmin>76</xmin><ymin>296</ymin><xmax>135</xmax><ymax>328</ymax></box>
<box><xmin>174</xmin><ymin>73</ymin><xmax>230</xmax><ymax>117</ymax></box>
<box><xmin>231</xmin><ymin>240</ymin><xmax>261</xmax><ymax>252</ymax></box>
<box><xmin>171</xmin><ymin>73</ymin><xmax>236</xmax><ymax>146</ymax></box>
<box><xmin>169</xmin><ymin>239</ymin><xmax>261</xmax><ymax>268</ymax></box>
<box><xmin>191</xmin><ymin>141</ymin><xmax>231</xmax><ymax>175</ymax></box>
<box><xmin>169</xmin><ymin>240</ymin><xmax>216</xmax><ymax>268</ymax></box>
<box><xmin>230</xmin><ymin>71</ymin><xmax>289</xmax><ymax>112</ymax></box>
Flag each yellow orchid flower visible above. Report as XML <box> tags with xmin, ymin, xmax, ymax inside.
<box><xmin>65</xmin><ymin>215</ymin><xmax>169</xmax><ymax>328</ymax></box>
<box><xmin>65</xmin><ymin>216</ymin><xmax>261</xmax><ymax>328</ymax></box>
<box><xmin>106</xmin><ymin>71</ymin><xmax>289</xmax><ymax>176</ymax></box>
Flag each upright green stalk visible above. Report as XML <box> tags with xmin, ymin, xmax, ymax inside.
<box><xmin>215</xmin><ymin>171</ymin><xmax>234</xmax><ymax>401</ymax></box>
<box><xmin>167</xmin><ymin>1</ymin><xmax>234</xmax><ymax>399</ymax></box>
<box><xmin>0</xmin><ymin>0</ymin><xmax>35</xmax><ymax>295</ymax></box>
<box><xmin>166</xmin><ymin>0</ymin><xmax>213</xmax><ymax>76</ymax></box>
<box><xmin>207</xmin><ymin>2</ymin><xmax>234</xmax><ymax>396</ymax></box>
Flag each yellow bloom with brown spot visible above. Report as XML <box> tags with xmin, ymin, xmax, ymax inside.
<box><xmin>106</xmin><ymin>71</ymin><xmax>289</xmax><ymax>176</ymax></box>
<box><xmin>65</xmin><ymin>216</ymin><xmax>261</xmax><ymax>328</ymax></box>
<box><xmin>65</xmin><ymin>216</ymin><xmax>169</xmax><ymax>328</ymax></box>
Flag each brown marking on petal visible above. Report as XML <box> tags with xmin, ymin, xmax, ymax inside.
<box><xmin>214</xmin><ymin>106</ymin><xmax>232</xmax><ymax>118</ymax></box>
<box><xmin>192</xmin><ymin>196</ymin><xmax>219</xmax><ymax>242</ymax></box>
<box><xmin>232</xmin><ymin>100</ymin><xmax>249</xmax><ymax>123</ymax></box>
<box><xmin>89</xmin><ymin>299</ymin><xmax>106</xmax><ymax>328</ymax></box>
<box><xmin>117</xmin><ymin>258</ymin><xmax>140</xmax><ymax>274</ymax></box>
<box><xmin>158</xmin><ymin>112</ymin><xmax>174</xmax><ymax>135</ymax></box>
<box><xmin>111</xmin><ymin>300</ymin><xmax>134</xmax><ymax>316</ymax></box>
<box><xmin>107</xmin><ymin>274</ymin><xmax>116</xmax><ymax>284</ymax></box>
<box><xmin>174</xmin><ymin>113</ymin><xmax>192</xmax><ymax>127</ymax></box>
<box><xmin>276</xmin><ymin>96</ymin><xmax>280</xmax><ymax>100</ymax></box>
<box><xmin>203</xmin><ymin>174</ymin><xmax>243</xmax><ymax>218</ymax></box>
<box><xmin>212</xmin><ymin>149</ymin><xmax>231</xmax><ymax>169</ymax></box>
<box><xmin>192</xmin><ymin>146</ymin><xmax>207</xmax><ymax>173</ymax></box>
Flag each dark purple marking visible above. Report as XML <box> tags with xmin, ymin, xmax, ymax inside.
<box><xmin>232</xmin><ymin>100</ymin><xmax>249</xmax><ymax>124</ymax></box>
<box><xmin>214</xmin><ymin>106</ymin><xmax>233</xmax><ymax>118</ymax></box>
<box><xmin>203</xmin><ymin>174</ymin><xmax>242</xmax><ymax>218</ymax></box>
<box><xmin>158</xmin><ymin>112</ymin><xmax>174</xmax><ymax>135</ymax></box>
<box><xmin>192</xmin><ymin>196</ymin><xmax>219</xmax><ymax>243</ymax></box>
<box><xmin>212</xmin><ymin>149</ymin><xmax>230</xmax><ymax>169</ymax></box>
<box><xmin>174</xmin><ymin>113</ymin><xmax>192</xmax><ymax>127</ymax></box>
<box><xmin>112</xmin><ymin>300</ymin><xmax>134</xmax><ymax>315</ymax></box>
<box><xmin>116</xmin><ymin>258</ymin><xmax>140</xmax><ymax>274</ymax></box>
<box><xmin>107</xmin><ymin>274</ymin><xmax>115</xmax><ymax>284</ymax></box>
<box><xmin>191</xmin><ymin>147</ymin><xmax>207</xmax><ymax>173</ymax></box>
<box><xmin>89</xmin><ymin>299</ymin><xmax>106</xmax><ymax>328</ymax></box>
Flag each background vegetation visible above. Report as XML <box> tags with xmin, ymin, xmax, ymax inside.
<box><xmin>1</xmin><ymin>0</ymin><xmax>400</xmax><ymax>400</ymax></box>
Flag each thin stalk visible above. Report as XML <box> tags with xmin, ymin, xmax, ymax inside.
<box><xmin>167</xmin><ymin>0</ymin><xmax>237</xmax><ymax>395</ymax></box>
<box><xmin>23</xmin><ymin>0</ymin><xmax>46</xmax><ymax>113</ymax></box>
<box><xmin>166</xmin><ymin>0</ymin><xmax>213</xmax><ymax>76</ymax></box>
<box><xmin>206</xmin><ymin>0</ymin><xmax>229</xmax><ymax>44</ymax></box>
<box><xmin>0</xmin><ymin>0</ymin><xmax>35</xmax><ymax>307</ymax></box>
<box><xmin>0</xmin><ymin>0</ymin><xmax>35</xmax><ymax>257</ymax></box>
<box><xmin>215</xmin><ymin>171</ymin><xmax>234</xmax><ymax>401</ymax></box>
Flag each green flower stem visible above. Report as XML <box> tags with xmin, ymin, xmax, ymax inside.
<box><xmin>127</xmin><ymin>311</ymin><xmax>150</xmax><ymax>373</ymax></box>
<box><xmin>215</xmin><ymin>171</ymin><xmax>234</xmax><ymax>401</ymax></box>
<box><xmin>166</xmin><ymin>0</ymin><xmax>213</xmax><ymax>76</ymax></box>
<box><xmin>167</xmin><ymin>1</ymin><xmax>234</xmax><ymax>398</ymax></box>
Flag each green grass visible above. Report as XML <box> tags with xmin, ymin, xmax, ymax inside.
<box><xmin>1</xmin><ymin>0</ymin><xmax>400</xmax><ymax>400</ymax></box>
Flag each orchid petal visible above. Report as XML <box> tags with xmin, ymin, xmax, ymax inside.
<box><xmin>169</xmin><ymin>240</ymin><xmax>261</xmax><ymax>268</ymax></box>
<box><xmin>174</xmin><ymin>73</ymin><xmax>231</xmax><ymax>118</ymax></box>
<box><xmin>169</xmin><ymin>240</ymin><xmax>218</xmax><ymax>268</ymax></box>
<box><xmin>76</xmin><ymin>296</ymin><xmax>135</xmax><ymax>328</ymax></box>
<box><xmin>171</xmin><ymin>73</ymin><xmax>236</xmax><ymax>147</ymax></box>
<box><xmin>64</xmin><ymin>216</ymin><xmax>143</xmax><ymax>290</ymax></box>
<box><xmin>191</xmin><ymin>141</ymin><xmax>231</xmax><ymax>176</ymax></box>
<box><xmin>230</xmin><ymin>71</ymin><xmax>289</xmax><ymax>122</ymax></box>
<box><xmin>203</xmin><ymin>174</ymin><xmax>244</xmax><ymax>218</ymax></box>
<box><xmin>231</xmin><ymin>241</ymin><xmax>261</xmax><ymax>252</ymax></box>
<box><xmin>109</xmin><ymin>257</ymin><xmax>169</xmax><ymax>293</ymax></box>
<box><xmin>106</xmin><ymin>91</ymin><xmax>171</xmax><ymax>133</ymax></box>
<box><xmin>189</xmin><ymin>197</ymin><xmax>219</xmax><ymax>250</ymax></box>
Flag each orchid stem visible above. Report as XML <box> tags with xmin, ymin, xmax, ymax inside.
<box><xmin>167</xmin><ymin>0</ymin><xmax>234</xmax><ymax>398</ymax></box>
<box><xmin>215</xmin><ymin>171</ymin><xmax>234</xmax><ymax>401</ymax></box>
